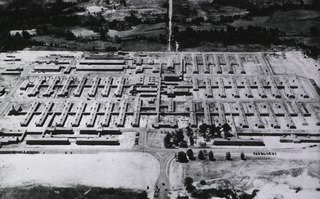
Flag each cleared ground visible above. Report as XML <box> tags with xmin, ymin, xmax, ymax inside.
<box><xmin>147</xmin><ymin>131</ymin><xmax>166</xmax><ymax>148</ymax></box>
<box><xmin>0</xmin><ymin>153</ymin><xmax>160</xmax><ymax>193</ymax></box>
<box><xmin>170</xmin><ymin>150</ymin><xmax>320</xmax><ymax>199</ymax></box>
<box><xmin>266</xmin><ymin>51</ymin><xmax>320</xmax><ymax>89</ymax></box>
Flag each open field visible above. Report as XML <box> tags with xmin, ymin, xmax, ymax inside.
<box><xmin>147</xmin><ymin>130</ymin><xmax>168</xmax><ymax>148</ymax></box>
<box><xmin>1</xmin><ymin>0</ymin><xmax>320</xmax><ymax>53</ymax></box>
<box><xmin>119</xmin><ymin>40</ymin><xmax>167</xmax><ymax>51</ymax></box>
<box><xmin>173</xmin><ymin>0</ymin><xmax>248</xmax><ymax>22</ymax></box>
<box><xmin>171</xmin><ymin>0</ymin><xmax>320</xmax><ymax>43</ymax></box>
<box><xmin>0</xmin><ymin>0</ymin><xmax>8</xmax><ymax>5</ymax></box>
<box><xmin>230</xmin><ymin>9</ymin><xmax>320</xmax><ymax>36</ymax></box>
<box><xmin>170</xmin><ymin>151</ymin><xmax>320</xmax><ymax>198</ymax></box>
<box><xmin>0</xmin><ymin>153</ymin><xmax>160</xmax><ymax>192</ymax></box>
<box><xmin>108</xmin><ymin>23</ymin><xmax>166</xmax><ymax>38</ymax></box>
<box><xmin>1</xmin><ymin>0</ymin><xmax>319</xmax><ymax>53</ymax></box>
<box><xmin>126</xmin><ymin>0</ymin><xmax>166</xmax><ymax>8</ymax></box>
<box><xmin>266</xmin><ymin>51</ymin><xmax>320</xmax><ymax>88</ymax></box>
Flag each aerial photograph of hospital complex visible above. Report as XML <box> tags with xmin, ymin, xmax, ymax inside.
<box><xmin>0</xmin><ymin>0</ymin><xmax>319</xmax><ymax>199</ymax></box>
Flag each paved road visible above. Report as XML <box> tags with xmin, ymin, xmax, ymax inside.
<box><xmin>168</xmin><ymin>0</ymin><xmax>173</xmax><ymax>52</ymax></box>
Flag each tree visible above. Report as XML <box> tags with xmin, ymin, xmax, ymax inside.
<box><xmin>226</xmin><ymin>152</ymin><xmax>231</xmax><ymax>160</ymax></box>
<box><xmin>222</xmin><ymin>123</ymin><xmax>232</xmax><ymax>135</ymax></box>
<box><xmin>136</xmin><ymin>191</ymin><xmax>148</xmax><ymax>199</ymax></box>
<box><xmin>115</xmin><ymin>35</ymin><xmax>121</xmax><ymax>43</ymax></box>
<box><xmin>36</xmin><ymin>25</ymin><xmax>48</xmax><ymax>35</ymax></box>
<box><xmin>56</xmin><ymin>0</ymin><xmax>63</xmax><ymax>5</ymax></box>
<box><xmin>173</xmin><ymin>129</ymin><xmax>184</xmax><ymax>146</ymax></box>
<box><xmin>186</xmin><ymin>125</ymin><xmax>193</xmax><ymax>137</ymax></box>
<box><xmin>22</xmin><ymin>30</ymin><xmax>31</xmax><ymax>39</ymax></box>
<box><xmin>14</xmin><ymin>32</ymin><xmax>22</xmax><ymax>40</ymax></box>
<box><xmin>189</xmin><ymin>136</ymin><xmax>194</xmax><ymax>146</ymax></box>
<box><xmin>200</xmin><ymin>180</ymin><xmax>206</xmax><ymax>185</ymax></box>
<box><xmin>184</xmin><ymin>177</ymin><xmax>193</xmax><ymax>186</ymax></box>
<box><xmin>209</xmin><ymin>124</ymin><xmax>217</xmax><ymax>137</ymax></box>
<box><xmin>198</xmin><ymin>150</ymin><xmax>205</xmax><ymax>160</ymax></box>
<box><xmin>180</xmin><ymin>140</ymin><xmax>188</xmax><ymax>148</ymax></box>
<box><xmin>164</xmin><ymin>132</ymin><xmax>172</xmax><ymax>148</ymax></box>
<box><xmin>173</xmin><ymin>26</ymin><xmax>180</xmax><ymax>35</ymax></box>
<box><xmin>65</xmin><ymin>30</ymin><xmax>76</xmax><ymax>40</ymax></box>
<box><xmin>186</xmin><ymin>149</ymin><xmax>194</xmax><ymax>160</ymax></box>
<box><xmin>100</xmin><ymin>28</ymin><xmax>107</xmax><ymax>41</ymax></box>
<box><xmin>177</xmin><ymin>151</ymin><xmax>188</xmax><ymax>163</ymax></box>
<box><xmin>175</xmin><ymin>129</ymin><xmax>184</xmax><ymax>142</ymax></box>
<box><xmin>241</xmin><ymin>152</ymin><xmax>246</xmax><ymax>160</ymax></box>
<box><xmin>120</xmin><ymin>0</ymin><xmax>127</xmax><ymax>7</ymax></box>
<box><xmin>299</xmin><ymin>0</ymin><xmax>304</xmax><ymax>6</ymax></box>
<box><xmin>208</xmin><ymin>150</ymin><xmax>215</xmax><ymax>161</ymax></box>
<box><xmin>310</xmin><ymin>26</ymin><xmax>319</xmax><ymax>37</ymax></box>
<box><xmin>312</xmin><ymin>0</ymin><xmax>320</xmax><ymax>9</ymax></box>
<box><xmin>199</xmin><ymin>123</ymin><xmax>208</xmax><ymax>134</ymax></box>
<box><xmin>186</xmin><ymin>184</ymin><xmax>196</xmax><ymax>193</ymax></box>
<box><xmin>215</xmin><ymin>125</ymin><xmax>222</xmax><ymax>137</ymax></box>
<box><xmin>184</xmin><ymin>177</ymin><xmax>196</xmax><ymax>193</ymax></box>
<box><xmin>200</xmin><ymin>142</ymin><xmax>207</xmax><ymax>148</ymax></box>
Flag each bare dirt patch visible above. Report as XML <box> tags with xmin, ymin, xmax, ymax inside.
<box><xmin>171</xmin><ymin>155</ymin><xmax>320</xmax><ymax>198</ymax></box>
<box><xmin>0</xmin><ymin>153</ymin><xmax>160</xmax><ymax>192</ymax></box>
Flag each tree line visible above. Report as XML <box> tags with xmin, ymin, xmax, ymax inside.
<box><xmin>0</xmin><ymin>31</ymin><xmax>44</xmax><ymax>51</ymax></box>
<box><xmin>212</xmin><ymin>0</ymin><xmax>320</xmax><ymax>12</ymax></box>
<box><xmin>173</xmin><ymin>25</ymin><xmax>283</xmax><ymax>48</ymax></box>
<box><xmin>164</xmin><ymin>123</ymin><xmax>233</xmax><ymax>149</ymax></box>
<box><xmin>177</xmin><ymin>149</ymin><xmax>245</xmax><ymax>163</ymax></box>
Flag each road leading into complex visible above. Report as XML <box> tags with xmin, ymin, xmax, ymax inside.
<box><xmin>168</xmin><ymin>0</ymin><xmax>173</xmax><ymax>52</ymax></box>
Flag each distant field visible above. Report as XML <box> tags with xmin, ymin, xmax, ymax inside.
<box><xmin>0</xmin><ymin>0</ymin><xmax>9</xmax><ymax>7</ymax></box>
<box><xmin>171</xmin><ymin>0</ymin><xmax>319</xmax><ymax>36</ymax></box>
<box><xmin>173</xmin><ymin>0</ymin><xmax>248</xmax><ymax>22</ymax></box>
<box><xmin>213</xmin><ymin>0</ymin><xmax>315</xmax><ymax>7</ymax></box>
<box><xmin>120</xmin><ymin>40</ymin><xmax>167</xmax><ymax>51</ymax></box>
<box><xmin>230</xmin><ymin>9</ymin><xmax>320</xmax><ymax>35</ymax></box>
<box><xmin>126</xmin><ymin>0</ymin><xmax>166</xmax><ymax>8</ymax></box>
<box><xmin>1</xmin><ymin>0</ymin><xmax>319</xmax><ymax>53</ymax></box>
<box><xmin>108</xmin><ymin>23</ymin><xmax>166</xmax><ymax>38</ymax></box>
